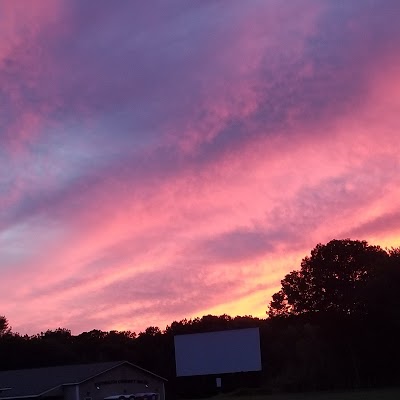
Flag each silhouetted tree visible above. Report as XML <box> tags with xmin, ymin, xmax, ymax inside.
<box><xmin>141</xmin><ymin>326</ymin><xmax>161</xmax><ymax>337</ymax></box>
<box><xmin>268</xmin><ymin>239</ymin><xmax>388</xmax><ymax>318</ymax></box>
<box><xmin>0</xmin><ymin>315</ymin><xmax>10</xmax><ymax>336</ymax></box>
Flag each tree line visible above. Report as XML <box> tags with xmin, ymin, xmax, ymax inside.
<box><xmin>1</xmin><ymin>239</ymin><xmax>400</xmax><ymax>396</ymax></box>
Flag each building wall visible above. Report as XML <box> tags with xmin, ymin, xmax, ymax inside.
<box><xmin>63</xmin><ymin>364</ymin><xmax>165</xmax><ymax>400</ymax></box>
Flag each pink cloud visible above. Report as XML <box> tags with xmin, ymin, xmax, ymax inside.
<box><xmin>0</xmin><ymin>1</ymin><xmax>66</xmax><ymax>154</ymax></box>
<box><xmin>1</xmin><ymin>1</ymin><xmax>400</xmax><ymax>334</ymax></box>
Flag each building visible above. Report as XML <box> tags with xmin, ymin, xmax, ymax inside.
<box><xmin>0</xmin><ymin>361</ymin><xmax>166</xmax><ymax>400</ymax></box>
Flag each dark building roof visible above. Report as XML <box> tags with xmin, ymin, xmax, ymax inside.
<box><xmin>0</xmin><ymin>361</ymin><xmax>166</xmax><ymax>399</ymax></box>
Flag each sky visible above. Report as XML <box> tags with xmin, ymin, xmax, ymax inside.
<box><xmin>1</xmin><ymin>0</ymin><xmax>400</xmax><ymax>335</ymax></box>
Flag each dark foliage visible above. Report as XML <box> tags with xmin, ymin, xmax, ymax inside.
<box><xmin>267</xmin><ymin>239</ymin><xmax>400</xmax><ymax>391</ymax></box>
<box><xmin>268</xmin><ymin>239</ymin><xmax>388</xmax><ymax>318</ymax></box>
<box><xmin>0</xmin><ymin>315</ymin><xmax>11</xmax><ymax>336</ymax></box>
<box><xmin>1</xmin><ymin>239</ymin><xmax>399</xmax><ymax>397</ymax></box>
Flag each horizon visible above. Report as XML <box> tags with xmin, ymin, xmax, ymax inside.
<box><xmin>1</xmin><ymin>1</ymin><xmax>400</xmax><ymax>335</ymax></box>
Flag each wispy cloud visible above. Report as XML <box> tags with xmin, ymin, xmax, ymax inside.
<box><xmin>1</xmin><ymin>0</ymin><xmax>400</xmax><ymax>334</ymax></box>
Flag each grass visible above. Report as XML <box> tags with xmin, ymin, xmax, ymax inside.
<box><xmin>213</xmin><ymin>387</ymin><xmax>400</xmax><ymax>400</ymax></box>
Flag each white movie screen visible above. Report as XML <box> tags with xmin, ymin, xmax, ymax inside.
<box><xmin>174</xmin><ymin>327</ymin><xmax>262</xmax><ymax>377</ymax></box>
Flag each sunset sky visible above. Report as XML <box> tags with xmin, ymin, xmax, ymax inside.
<box><xmin>1</xmin><ymin>1</ymin><xmax>400</xmax><ymax>335</ymax></box>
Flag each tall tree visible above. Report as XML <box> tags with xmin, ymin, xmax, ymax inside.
<box><xmin>268</xmin><ymin>239</ymin><xmax>388</xmax><ymax>318</ymax></box>
<box><xmin>0</xmin><ymin>315</ymin><xmax>10</xmax><ymax>336</ymax></box>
